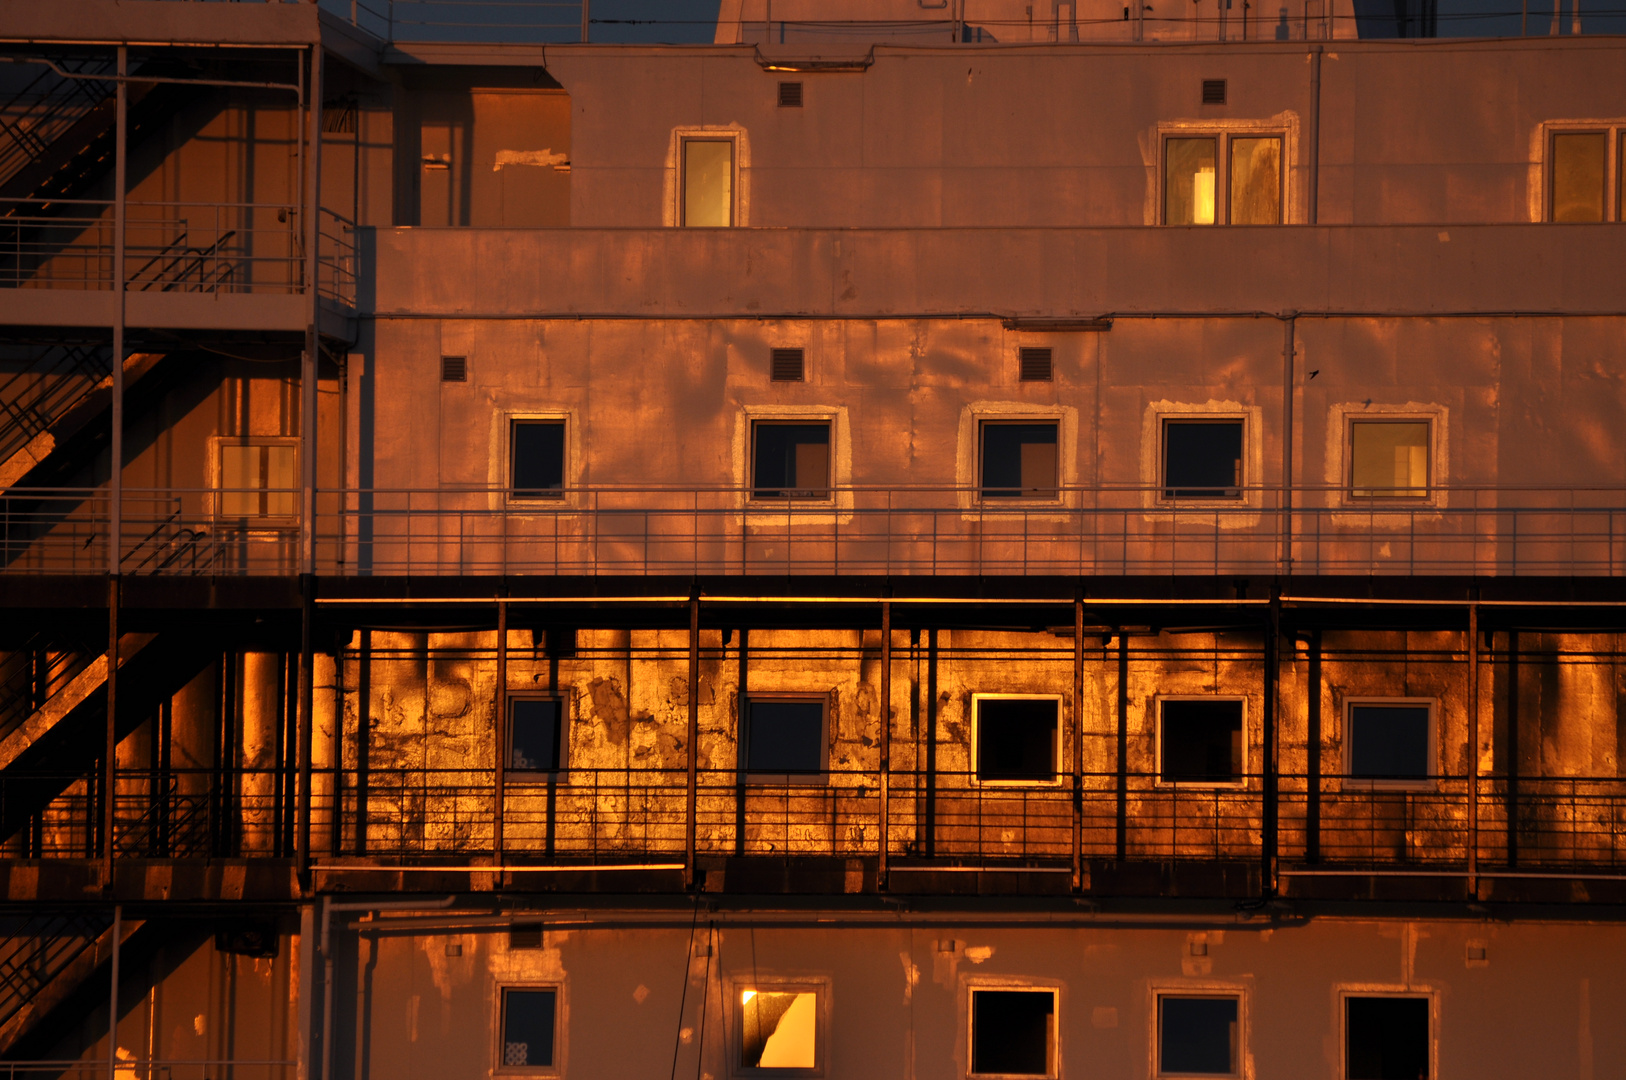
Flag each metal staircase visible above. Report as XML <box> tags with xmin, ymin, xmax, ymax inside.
<box><xmin>0</xmin><ymin>914</ymin><xmax>124</xmax><ymax>1057</ymax></box>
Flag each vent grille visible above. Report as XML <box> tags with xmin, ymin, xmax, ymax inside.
<box><xmin>509</xmin><ymin>923</ymin><xmax>544</xmax><ymax>950</ymax></box>
<box><xmin>1019</xmin><ymin>347</ymin><xmax>1054</xmax><ymax>383</ymax></box>
<box><xmin>441</xmin><ymin>355</ymin><xmax>467</xmax><ymax>382</ymax></box>
<box><xmin>1202</xmin><ymin>79</ymin><xmax>1227</xmax><ymax>105</ymax></box>
<box><xmin>771</xmin><ymin>347</ymin><xmax>806</xmax><ymax>382</ymax></box>
<box><xmin>778</xmin><ymin>81</ymin><xmax>804</xmax><ymax>108</ymax></box>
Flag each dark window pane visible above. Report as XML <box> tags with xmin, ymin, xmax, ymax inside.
<box><xmin>1160</xmin><ymin>996</ymin><xmax>1238</xmax><ymax>1075</ymax></box>
<box><xmin>976</xmin><ymin>699</ymin><xmax>1058</xmax><ymax>782</ymax></box>
<box><xmin>512</xmin><ymin>422</ymin><xmax>565</xmax><ymax>498</ymax></box>
<box><xmin>1164</xmin><ymin>421</ymin><xmax>1243</xmax><ymax>498</ymax></box>
<box><xmin>1161</xmin><ymin>700</ymin><xmax>1243</xmax><ymax>783</ymax></box>
<box><xmin>502</xmin><ymin>988</ymin><xmax>556</xmax><ymax>1068</ymax></box>
<box><xmin>1349</xmin><ymin>705</ymin><xmax>1431</xmax><ymax>780</ymax></box>
<box><xmin>971</xmin><ymin>990</ymin><xmax>1053</xmax><ymax>1077</ymax></box>
<box><xmin>981</xmin><ymin>423</ymin><xmax>1059</xmax><ymax>498</ymax></box>
<box><xmin>752</xmin><ymin>423</ymin><xmax>830</xmax><ymax>498</ymax></box>
<box><xmin>1347</xmin><ymin>997</ymin><xmax>1429</xmax><ymax>1080</ymax></box>
<box><xmin>510</xmin><ymin>699</ymin><xmax>563</xmax><ymax>772</ymax></box>
<box><xmin>745</xmin><ymin>700</ymin><xmax>825</xmax><ymax>774</ymax></box>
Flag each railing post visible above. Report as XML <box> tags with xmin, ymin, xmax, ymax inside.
<box><xmin>1263</xmin><ymin>598</ymin><xmax>1280</xmax><ymax>897</ymax></box>
<box><xmin>1306</xmin><ymin>628</ymin><xmax>1321</xmax><ymax>863</ymax></box>
<box><xmin>1467</xmin><ymin>600</ymin><xmax>1479</xmax><ymax>894</ymax></box>
<box><xmin>685</xmin><ymin>589</ymin><xmax>700</xmax><ymax>889</ymax></box>
<box><xmin>494</xmin><ymin>600</ymin><xmax>507</xmax><ymax>866</ymax></box>
<box><xmin>1507</xmin><ymin>628</ymin><xmax>1519</xmax><ymax>868</ymax></box>
<box><xmin>878</xmin><ymin>600</ymin><xmax>891</xmax><ymax>889</ymax></box>
<box><xmin>1072</xmin><ymin>591</ymin><xmax>1085</xmax><ymax>891</ymax></box>
<box><xmin>925</xmin><ymin>628</ymin><xmax>938</xmax><ymax>858</ymax></box>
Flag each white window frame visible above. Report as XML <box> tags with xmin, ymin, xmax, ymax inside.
<box><xmin>732</xmin><ymin>404</ymin><xmax>852</xmax><ymax>525</ymax></box>
<box><xmin>1534</xmin><ymin>120</ymin><xmax>1626</xmax><ymax>223</ymax></box>
<box><xmin>954</xmin><ymin>402</ymin><xmax>1080</xmax><ymax>518</ymax></box>
<box><xmin>494</xmin><ymin>982</ymin><xmax>565</xmax><ymax>1076</ymax></box>
<box><xmin>970</xmin><ymin>694</ymin><xmax>1065</xmax><ymax>789</ymax></box>
<box><xmin>1341</xmin><ymin>697</ymin><xmax>1437</xmax><ymax>792</ymax></box>
<box><xmin>726</xmin><ymin>976</ymin><xmax>829</xmax><ymax>1078</ymax></box>
<box><xmin>1140</xmin><ymin>401</ymin><xmax>1264</xmax><ymax>524</ymax></box>
<box><xmin>487</xmin><ymin>408</ymin><xmax>585</xmax><ymax>513</ymax></box>
<box><xmin>1154</xmin><ymin>696</ymin><xmax>1249</xmax><ymax>790</ymax></box>
<box><xmin>1323</xmin><ymin>402</ymin><xmax>1450</xmax><ymax>521</ymax></box>
<box><xmin>966</xmin><ymin>981</ymin><xmax>1062</xmax><ymax>1080</ymax></box>
<box><xmin>1344</xmin><ymin>415</ymin><xmax>1433</xmax><ymax>502</ymax></box>
<box><xmin>1337</xmin><ymin>987</ymin><xmax>1436</xmax><ymax>1080</ymax></box>
<box><xmin>667</xmin><ymin>127</ymin><xmax>749</xmax><ymax>228</ymax></box>
<box><xmin>739</xmin><ymin>693</ymin><xmax>832</xmax><ymax>786</ymax></box>
<box><xmin>1150</xmin><ymin>985</ymin><xmax>1250</xmax><ymax>1080</ymax></box>
<box><xmin>1153</xmin><ymin>117</ymin><xmax>1298</xmax><ymax>226</ymax></box>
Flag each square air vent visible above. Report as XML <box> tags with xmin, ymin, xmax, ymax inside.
<box><xmin>1019</xmin><ymin>347</ymin><xmax>1054</xmax><ymax>383</ymax></box>
<box><xmin>441</xmin><ymin>355</ymin><xmax>467</xmax><ymax>382</ymax></box>
<box><xmin>771</xmin><ymin>347</ymin><xmax>806</xmax><ymax>382</ymax></box>
<box><xmin>778</xmin><ymin>81</ymin><xmax>804</xmax><ymax>107</ymax></box>
<box><xmin>1202</xmin><ymin>79</ymin><xmax>1227</xmax><ymax>105</ymax></box>
<box><xmin>509</xmin><ymin>923</ymin><xmax>544</xmax><ymax>950</ymax></box>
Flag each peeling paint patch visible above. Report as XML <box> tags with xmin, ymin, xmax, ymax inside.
<box><xmin>964</xmin><ymin>946</ymin><xmax>993</xmax><ymax>964</ymax></box>
<box><xmin>494</xmin><ymin>149</ymin><xmax>568</xmax><ymax>170</ymax></box>
<box><xmin>634</xmin><ymin>983</ymin><xmax>650</xmax><ymax>1004</ymax></box>
<box><xmin>899</xmin><ymin>952</ymin><xmax>919</xmax><ymax>1003</ymax></box>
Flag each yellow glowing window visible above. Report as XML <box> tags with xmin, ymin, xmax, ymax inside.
<box><xmin>739</xmin><ymin>989</ymin><xmax>817</xmax><ymax>1070</ymax></box>
<box><xmin>1165</xmin><ymin>138</ymin><xmax>1217</xmax><ymax>225</ymax></box>
<box><xmin>1551</xmin><ymin>132</ymin><xmax>1606</xmax><ymax>222</ymax></box>
<box><xmin>1350</xmin><ymin>422</ymin><xmax>1429</xmax><ymax>499</ymax></box>
<box><xmin>220</xmin><ymin>442</ymin><xmax>297</xmax><ymax>518</ymax></box>
<box><xmin>1229</xmin><ymin>136</ymin><xmax>1282</xmax><ymax>225</ymax></box>
<box><xmin>682</xmin><ymin>138</ymin><xmax>734</xmax><ymax>227</ymax></box>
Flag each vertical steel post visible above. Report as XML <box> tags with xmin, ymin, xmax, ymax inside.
<box><xmin>1507</xmin><ymin>628</ymin><xmax>1519</xmax><ymax>867</ymax></box>
<box><xmin>296</xmin><ymin>42</ymin><xmax>323</xmax><ymax>882</ymax></box>
<box><xmin>1308</xmin><ymin>47</ymin><xmax>1322</xmax><ymax>218</ymax></box>
<box><xmin>925</xmin><ymin>628</ymin><xmax>938</xmax><ymax>859</ymax></box>
<box><xmin>1115</xmin><ymin>634</ymin><xmax>1128</xmax><ymax>862</ymax></box>
<box><xmin>1467</xmin><ymin>602</ymin><xmax>1479</xmax><ymax>891</ymax></box>
<box><xmin>355</xmin><ymin>630</ymin><xmax>370</xmax><ymax>856</ymax></box>
<box><xmin>103</xmin><ymin>45</ymin><xmax>128</xmax><ymax>889</ymax></box>
<box><xmin>1281</xmin><ymin>315</ymin><xmax>1296</xmax><ymax>574</ymax></box>
<box><xmin>106</xmin><ymin>904</ymin><xmax>120</xmax><ymax>1080</ymax></box>
<box><xmin>1305</xmin><ymin>629</ymin><xmax>1321</xmax><ymax>863</ymax></box>
<box><xmin>494</xmin><ymin>601</ymin><xmax>507</xmax><ymax>865</ymax></box>
<box><xmin>878</xmin><ymin>602</ymin><xmax>891</xmax><ymax>888</ymax></box>
<box><xmin>685</xmin><ymin>592</ymin><xmax>700</xmax><ymax>888</ymax></box>
<box><xmin>581</xmin><ymin>0</ymin><xmax>591</xmax><ymax>41</ymax></box>
<box><xmin>1072</xmin><ymin>595</ymin><xmax>1085</xmax><ymax>891</ymax></box>
<box><xmin>1263</xmin><ymin>601</ymin><xmax>1280</xmax><ymax>896</ymax></box>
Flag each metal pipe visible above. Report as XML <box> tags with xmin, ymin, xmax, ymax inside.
<box><xmin>1305</xmin><ymin>629</ymin><xmax>1321</xmax><ymax>863</ymax></box>
<box><xmin>1307</xmin><ymin>46</ymin><xmax>1322</xmax><ymax>220</ymax></box>
<box><xmin>1467</xmin><ymin>601</ymin><xmax>1479</xmax><ymax>893</ymax></box>
<box><xmin>1280</xmin><ymin>314</ymin><xmax>1296</xmax><ymax>575</ymax></box>
<box><xmin>104</xmin><ymin>47</ymin><xmax>127</xmax><ymax>877</ymax></box>
<box><xmin>494</xmin><ymin>601</ymin><xmax>507</xmax><ymax>865</ymax></box>
<box><xmin>685</xmin><ymin>592</ymin><xmax>700</xmax><ymax>888</ymax></box>
<box><xmin>878</xmin><ymin>601</ymin><xmax>891</xmax><ymax>888</ymax></box>
<box><xmin>106</xmin><ymin>905</ymin><xmax>120</xmax><ymax>1080</ymax></box>
<box><xmin>1115</xmin><ymin>634</ymin><xmax>1127</xmax><ymax>861</ymax></box>
<box><xmin>581</xmin><ymin>0</ymin><xmax>590</xmax><ymax>42</ymax></box>
<box><xmin>1263</xmin><ymin>600</ymin><xmax>1280</xmax><ymax>896</ymax></box>
<box><xmin>1071</xmin><ymin>593</ymin><xmax>1084</xmax><ymax>891</ymax></box>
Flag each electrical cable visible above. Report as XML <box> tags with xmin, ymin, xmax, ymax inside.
<box><xmin>693</xmin><ymin>922</ymin><xmax>714</xmax><ymax>1080</ymax></box>
<box><xmin>668</xmin><ymin>895</ymin><xmax>701</xmax><ymax>1080</ymax></box>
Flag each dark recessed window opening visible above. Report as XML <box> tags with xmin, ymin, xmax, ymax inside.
<box><xmin>509</xmin><ymin>698</ymin><xmax>564</xmax><ymax>772</ymax></box>
<box><xmin>980</xmin><ymin>422</ymin><xmax>1058</xmax><ymax>498</ymax></box>
<box><xmin>743</xmin><ymin>698</ymin><xmax>826</xmax><ymax>776</ymax></box>
<box><xmin>1163</xmin><ymin>419</ymin><xmax>1243</xmax><ymax>498</ymax></box>
<box><xmin>752</xmin><ymin>422</ymin><xmax>830</xmax><ymax>499</ymax></box>
<box><xmin>1159</xmin><ymin>995</ymin><xmax>1239</xmax><ymax>1076</ymax></box>
<box><xmin>971</xmin><ymin>989</ymin><xmax>1054</xmax><ymax>1077</ymax></box>
<box><xmin>1346</xmin><ymin>997</ymin><xmax>1429</xmax><ymax>1080</ymax></box>
<box><xmin>1019</xmin><ymin>347</ymin><xmax>1054</xmax><ymax>382</ymax></box>
<box><xmin>509</xmin><ymin>923</ymin><xmax>544</xmax><ymax>950</ymax></box>
<box><xmin>771</xmin><ymin>347</ymin><xmax>806</xmax><ymax>382</ymax></box>
<box><xmin>441</xmin><ymin>355</ymin><xmax>467</xmax><ymax>382</ymax></box>
<box><xmin>1202</xmin><ymin>79</ymin><xmax>1228</xmax><ymax>105</ymax></box>
<box><xmin>975</xmin><ymin>698</ymin><xmax>1058</xmax><ymax>783</ymax></box>
<box><xmin>739</xmin><ymin>988</ymin><xmax>818</xmax><ymax>1069</ymax></box>
<box><xmin>1160</xmin><ymin>700</ymin><xmax>1243</xmax><ymax>784</ymax></box>
<box><xmin>1348</xmin><ymin>704</ymin><xmax>1431</xmax><ymax>781</ymax></box>
<box><xmin>778</xmin><ymin>81</ymin><xmax>804</xmax><ymax>107</ymax></box>
<box><xmin>500</xmin><ymin>987</ymin><xmax>556</xmax><ymax>1068</ymax></box>
<box><xmin>511</xmin><ymin>420</ymin><xmax>565</xmax><ymax>499</ymax></box>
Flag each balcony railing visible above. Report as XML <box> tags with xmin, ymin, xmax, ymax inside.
<box><xmin>10</xmin><ymin>766</ymin><xmax>1626</xmax><ymax>879</ymax></box>
<box><xmin>4</xmin><ymin>484</ymin><xmax>1626</xmax><ymax>577</ymax></box>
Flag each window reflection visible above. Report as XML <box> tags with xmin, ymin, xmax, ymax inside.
<box><xmin>1229</xmin><ymin>137</ymin><xmax>1281</xmax><ymax>225</ymax></box>
<box><xmin>1166</xmin><ymin>138</ymin><xmax>1217</xmax><ymax>225</ymax></box>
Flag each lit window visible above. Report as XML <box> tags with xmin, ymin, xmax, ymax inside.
<box><xmin>980</xmin><ymin>422</ymin><xmax>1058</xmax><ymax>499</ymax></box>
<box><xmin>1551</xmin><ymin>131</ymin><xmax>1606</xmax><ymax>222</ymax></box>
<box><xmin>1159</xmin><ymin>700</ymin><xmax>1243</xmax><ymax>784</ymax></box>
<box><xmin>970</xmin><ymin>989</ymin><xmax>1055</xmax><ymax>1077</ymax></box>
<box><xmin>1347</xmin><ymin>702</ymin><xmax>1432</xmax><ymax>784</ymax></box>
<box><xmin>1346</xmin><ymin>996</ymin><xmax>1429</xmax><ymax>1080</ymax></box>
<box><xmin>739</xmin><ymin>987</ymin><xmax>819</xmax><ymax>1071</ymax></box>
<box><xmin>511</xmin><ymin>420</ymin><xmax>565</xmax><ymax>499</ymax></box>
<box><xmin>1165</xmin><ymin>133</ymin><xmax>1282</xmax><ymax>225</ymax></box>
<box><xmin>973</xmin><ymin>696</ymin><xmax>1059</xmax><ymax>784</ymax></box>
<box><xmin>751</xmin><ymin>422</ymin><xmax>830</xmax><ymax>499</ymax></box>
<box><xmin>1158</xmin><ymin>995</ymin><xmax>1240</xmax><ymax>1077</ymax></box>
<box><xmin>682</xmin><ymin>138</ymin><xmax>734</xmax><ymax>227</ymax></box>
<box><xmin>219</xmin><ymin>442</ymin><xmax>297</xmax><ymax>519</ymax></box>
<box><xmin>742</xmin><ymin>697</ymin><xmax>827</xmax><ymax>778</ymax></box>
<box><xmin>508</xmin><ymin>697</ymin><xmax>565</xmax><ymax>772</ymax></box>
<box><xmin>498</xmin><ymin>987</ymin><xmax>557</xmax><ymax>1071</ymax></box>
<box><xmin>1162</xmin><ymin>420</ymin><xmax>1243</xmax><ymax>499</ymax></box>
<box><xmin>1349</xmin><ymin>421</ymin><xmax>1428</xmax><ymax>498</ymax></box>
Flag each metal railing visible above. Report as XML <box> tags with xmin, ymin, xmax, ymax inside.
<box><xmin>10</xmin><ymin>765</ymin><xmax>1626</xmax><ymax>876</ymax></box>
<box><xmin>0</xmin><ymin>199</ymin><xmax>304</xmax><ymax>294</ymax></box>
<box><xmin>4</xmin><ymin>483</ymin><xmax>1626</xmax><ymax>577</ymax></box>
<box><xmin>0</xmin><ymin>1062</ymin><xmax>293</xmax><ymax>1080</ymax></box>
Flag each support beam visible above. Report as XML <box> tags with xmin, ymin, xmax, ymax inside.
<box><xmin>106</xmin><ymin>904</ymin><xmax>120</xmax><ymax>1080</ymax></box>
<box><xmin>494</xmin><ymin>602</ymin><xmax>507</xmax><ymax>866</ymax></box>
<box><xmin>297</xmin><ymin>579</ymin><xmax>315</xmax><ymax>877</ymax></box>
<box><xmin>1072</xmin><ymin>594</ymin><xmax>1084</xmax><ymax>891</ymax></box>
<box><xmin>103</xmin><ymin>43</ymin><xmax>127</xmax><ymax>889</ymax></box>
<box><xmin>1305</xmin><ymin>629</ymin><xmax>1322</xmax><ymax>864</ymax></box>
<box><xmin>1115</xmin><ymin>633</ymin><xmax>1128</xmax><ymax>863</ymax></box>
<box><xmin>1280</xmin><ymin>314</ymin><xmax>1296</xmax><ymax>575</ymax></box>
<box><xmin>925</xmin><ymin>628</ymin><xmax>938</xmax><ymax>860</ymax></box>
<box><xmin>1507</xmin><ymin>628</ymin><xmax>1519</xmax><ymax>868</ymax></box>
<box><xmin>1468</xmin><ymin>602</ymin><xmax>1480</xmax><ymax>892</ymax></box>
<box><xmin>1263</xmin><ymin>602</ymin><xmax>1281</xmax><ymax>896</ymax></box>
<box><xmin>354</xmin><ymin>631</ymin><xmax>370</xmax><ymax>857</ymax></box>
<box><xmin>878</xmin><ymin>601</ymin><xmax>891</xmax><ymax>888</ymax></box>
<box><xmin>103</xmin><ymin>576</ymin><xmax>118</xmax><ymax>883</ymax></box>
<box><xmin>685</xmin><ymin>593</ymin><xmax>700</xmax><ymax>888</ymax></box>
